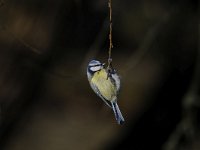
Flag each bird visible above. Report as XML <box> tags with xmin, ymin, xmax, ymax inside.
<box><xmin>87</xmin><ymin>59</ymin><xmax>124</xmax><ymax>125</ymax></box>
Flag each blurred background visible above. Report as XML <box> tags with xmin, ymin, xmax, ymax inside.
<box><xmin>0</xmin><ymin>0</ymin><xmax>199</xmax><ymax>150</ymax></box>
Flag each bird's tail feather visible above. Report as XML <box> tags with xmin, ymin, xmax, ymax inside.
<box><xmin>111</xmin><ymin>102</ymin><xmax>125</xmax><ymax>125</ymax></box>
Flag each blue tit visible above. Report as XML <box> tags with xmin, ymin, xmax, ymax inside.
<box><xmin>87</xmin><ymin>60</ymin><xmax>125</xmax><ymax>125</ymax></box>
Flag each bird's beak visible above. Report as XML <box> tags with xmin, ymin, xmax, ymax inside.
<box><xmin>101</xmin><ymin>63</ymin><xmax>105</xmax><ymax>69</ymax></box>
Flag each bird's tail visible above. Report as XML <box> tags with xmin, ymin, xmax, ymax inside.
<box><xmin>111</xmin><ymin>102</ymin><xmax>125</xmax><ymax>125</ymax></box>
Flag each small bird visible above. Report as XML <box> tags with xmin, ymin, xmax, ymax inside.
<box><xmin>87</xmin><ymin>60</ymin><xmax>125</xmax><ymax>125</ymax></box>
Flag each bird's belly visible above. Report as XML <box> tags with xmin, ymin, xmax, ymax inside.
<box><xmin>92</xmin><ymin>71</ymin><xmax>117</xmax><ymax>101</ymax></box>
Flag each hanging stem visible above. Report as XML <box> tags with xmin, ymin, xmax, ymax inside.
<box><xmin>107</xmin><ymin>0</ymin><xmax>113</xmax><ymax>78</ymax></box>
<box><xmin>108</xmin><ymin>0</ymin><xmax>113</xmax><ymax>60</ymax></box>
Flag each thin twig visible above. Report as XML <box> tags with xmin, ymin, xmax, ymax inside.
<box><xmin>107</xmin><ymin>0</ymin><xmax>113</xmax><ymax>78</ymax></box>
<box><xmin>108</xmin><ymin>0</ymin><xmax>113</xmax><ymax>60</ymax></box>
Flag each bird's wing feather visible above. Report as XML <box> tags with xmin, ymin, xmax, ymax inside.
<box><xmin>110</xmin><ymin>73</ymin><xmax>120</xmax><ymax>92</ymax></box>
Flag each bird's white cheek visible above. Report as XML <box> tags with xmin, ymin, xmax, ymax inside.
<box><xmin>90</xmin><ymin>66</ymin><xmax>101</xmax><ymax>72</ymax></box>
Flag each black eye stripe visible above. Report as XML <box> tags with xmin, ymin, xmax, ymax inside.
<box><xmin>89</xmin><ymin>64</ymin><xmax>101</xmax><ymax>67</ymax></box>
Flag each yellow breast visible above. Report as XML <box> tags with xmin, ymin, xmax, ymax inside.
<box><xmin>91</xmin><ymin>69</ymin><xmax>117</xmax><ymax>101</ymax></box>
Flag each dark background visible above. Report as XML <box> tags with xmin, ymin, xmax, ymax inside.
<box><xmin>0</xmin><ymin>0</ymin><xmax>199</xmax><ymax>150</ymax></box>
